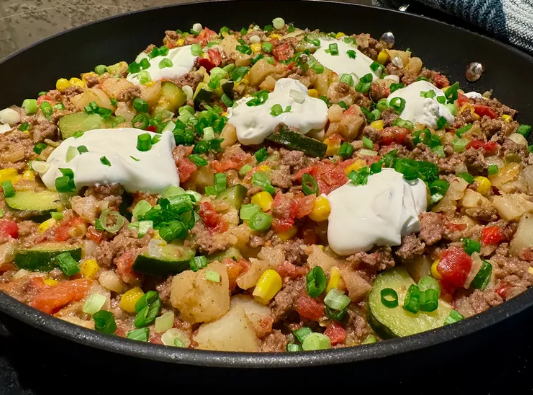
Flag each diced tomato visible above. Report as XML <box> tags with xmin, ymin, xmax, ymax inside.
<box><xmin>324</xmin><ymin>322</ymin><xmax>347</xmax><ymax>345</ymax></box>
<box><xmin>196</xmin><ymin>27</ymin><xmax>217</xmax><ymax>45</ymax></box>
<box><xmin>199</xmin><ymin>201</ymin><xmax>228</xmax><ymax>233</ymax></box>
<box><xmin>149</xmin><ymin>333</ymin><xmax>164</xmax><ymax>345</ymax></box>
<box><xmin>380</xmin><ymin>127</ymin><xmax>409</xmax><ymax>146</ymax></box>
<box><xmin>55</xmin><ymin>217</ymin><xmax>85</xmax><ymax>242</ymax></box>
<box><xmin>146</xmin><ymin>125</ymin><xmax>158</xmax><ymax>132</ymax></box>
<box><xmin>211</xmin><ymin>152</ymin><xmax>251</xmax><ymax>173</ymax></box>
<box><xmin>467</xmin><ymin>140</ymin><xmax>484</xmax><ymax>150</ymax></box>
<box><xmin>116</xmin><ymin>250</ymin><xmax>136</xmax><ymax>280</ymax></box>
<box><xmin>30</xmin><ymin>279</ymin><xmax>91</xmax><ymax>314</ymax></box>
<box><xmin>474</xmin><ymin>104</ymin><xmax>497</xmax><ymax>119</ymax></box>
<box><xmin>445</xmin><ymin>221</ymin><xmax>467</xmax><ymax>232</ymax></box>
<box><xmin>198</xmin><ymin>57</ymin><xmax>215</xmax><ymax>73</ymax></box>
<box><xmin>276</xmin><ymin>261</ymin><xmax>307</xmax><ymax>280</ymax></box>
<box><xmin>296</xmin><ymin>195</ymin><xmax>316</xmax><ymax>219</ymax></box>
<box><xmin>86</xmin><ymin>226</ymin><xmax>104</xmax><ymax>244</ymax></box>
<box><xmin>272</xmin><ymin>42</ymin><xmax>293</xmax><ymax>61</ymax></box>
<box><xmin>177</xmin><ymin>157</ymin><xmax>197</xmax><ymax>183</ymax></box>
<box><xmin>207</xmin><ymin>49</ymin><xmax>222</xmax><ymax>66</ymax></box>
<box><xmin>495</xmin><ymin>281</ymin><xmax>512</xmax><ymax>298</ymax></box>
<box><xmin>432</xmin><ymin>73</ymin><xmax>449</xmax><ymax>89</ymax></box>
<box><xmin>483</xmin><ymin>141</ymin><xmax>499</xmax><ymax>155</ymax></box>
<box><xmin>37</xmin><ymin>95</ymin><xmax>55</xmax><ymax>106</ymax></box>
<box><xmin>457</xmin><ymin>93</ymin><xmax>469</xmax><ymax>107</ymax></box>
<box><xmin>0</xmin><ymin>220</ymin><xmax>18</xmax><ymax>239</ymax></box>
<box><xmin>295</xmin><ymin>295</ymin><xmax>324</xmax><ymax>321</ymax></box>
<box><xmin>482</xmin><ymin>226</ymin><xmax>505</xmax><ymax>245</ymax></box>
<box><xmin>271</xmin><ymin>192</ymin><xmax>301</xmax><ymax>233</ymax></box>
<box><xmin>437</xmin><ymin>247</ymin><xmax>473</xmax><ymax>288</ymax></box>
<box><xmin>224</xmin><ymin>258</ymin><xmax>250</xmax><ymax>291</ymax></box>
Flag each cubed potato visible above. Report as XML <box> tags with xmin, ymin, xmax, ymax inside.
<box><xmin>338</xmin><ymin>266</ymin><xmax>372</xmax><ymax>302</ymax></box>
<box><xmin>184</xmin><ymin>165</ymin><xmax>215</xmax><ymax>193</ymax></box>
<box><xmin>307</xmin><ymin>245</ymin><xmax>339</xmax><ymax>274</ymax></box>
<box><xmin>170</xmin><ymin>262</ymin><xmax>230</xmax><ymax>324</ymax></box>
<box><xmin>259</xmin><ymin>75</ymin><xmax>277</xmax><ymax>91</ymax></box>
<box><xmin>249</xmin><ymin>59</ymin><xmax>278</xmax><ymax>86</ymax></box>
<box><xmin>446</xmin><ymin>177</ymin><xmax>469</xmax><ymax>200</ymax></box>
<box><xmin>404</xmin><ymin>255</ymin><xmax>431</xmax><ymax>283</ymax></box>
<box><xmin>194</xmin><ymin>305</ymin><xmax>260</xmax><ymax>352</ymax></box>
<box><xmin>139</xmin><ymin>81</ymin><xmax>162</xmax><ymax>108</ymax></box>
<box><xmin>219</xmin><ymin>35</ymin><xmax>239</xmax><ymax>58</ymax></box>
<box><xmin>71</xmin><ymin>88</ymin><xmax>113</xmax><ymax>111</ymax></box>
<box><xmin>492</xmin><ymin>193</ymin><xmax>533</xmax><ymax>221</ymax></box>
<box><xmin>490</xmin><ymin>163</ymin><xmax>520</xmax><ymax>189</ymax></box>
<box><xmin>101</xmin><ymin>78</ymin><xmax>135</xmax><ymax>100</ymax></box>
<box><xmin>407</xmin><ymin>57</ymin><xmax>423</xmax><ymax>74</ymax></box>
<box><xmin>510</xmin><ymin>214</ymin><xmax>533</xmax><ymax>257</ymax></box>
<box><xmin>220</xmin><ymin>123</ymin><xmax>237</xmax><ymax>148</ymax></box>
<box><xmin>460</xmin><ymin>189</ymin><xmax>492</xmax><ymax>209</ymax></box>
<box><xmin>236</xmin><ymin>246</ymin><xmax>283</xmax><ymax>290</ymax></box>
<box><xmin>231</xmin><ymin>295</ymin><xmax>273</xmax><ymax>338</ymax></box>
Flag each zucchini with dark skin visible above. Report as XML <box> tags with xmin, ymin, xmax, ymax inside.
<box><xmin>368</xmin><ymin>267</ymin><xmax>452</xmax><ymax>339</ymax></box>
<box><xmin>266</xmin><ymin>124</ymin><xmax>327</xmax><ymax>158</ymax></box>
<box><xmin>15</xmin><ymin>243</ymin><xmax>82</xmax><ymax>272</ymax></box>
<box><xmin>206</xmin><ymin>247</ymin><xmax>243</xmax><ymax>263</ymax></box>
<box><xmin>215</xmin><ymin>184</ymin><xmax>247</xmax><ymax>210</ymax></box>
<box><xmin>5</xmin><ymin>190</ymin><xmax>60</xmax><ymax>214</ymax></box>
<box><xmin>132</xmin><ymin>242</ymin><xmax>196</xmax><ymax>277</ymax></box>
<box><xmin>193</xmin><ymin>85</ymin><xmax>213</xmax><ymax>109</ymax></box>
<box><xmin>58</xmin><ymin>112</ymin><xmax>105</xmax><ymax>139</ymax></box>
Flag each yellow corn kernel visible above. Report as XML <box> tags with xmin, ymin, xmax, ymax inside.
<box><xmin>120</xmin><ymin>287</ymin><xmax>145</xmax><ymax>313</ymax></box>
<box><xmin>431</xmin><ymin>259</ymin><xmax>442</xmax><ymax>280</ymax></box>
<box><xmin>38</xmin><ymin>218</ymin><xmax>57</xmax><ymax>234</ymax></box>
<box><xmin>257</xmin><ymin>165</ymin><xmax>271</xmax><ymax>172</ymax></box>
<box><xmin>251</xmin><ymin>191</ymin><xmax>274</xmax><ymax>212</ymax></box>
<box><xmin>250</xmin><ymin>43</ymin><xmax>262</xmax><ymax>53</ymax></box>
<box><xmin>474</xmin><ymin>176</ymin><xmax>492</xmax><ymax>195</ymax></box>
<box><xmin>344</xmin><ymin>159</ymin><xmax>367</xmax><ymax>175</ymax></box>
<box><xmin>277</xmin><ymin>226</ymin><xmax>297</xmax><ymax>241</ymax></box>
<box><xmin>80</xmin><ymin>259</ymin><xmax>100</xmax><ymax>280</ymax></box>
<box><xmin>253</xmin><ymin>269</ymin><xmax>283</xmax><ymax>305</ymax></box>
<box><xmin>377</xmin><ymin>50</ymin><xmax>389</xmax><ymax>65</ymax></box>
<box><xmin>0</xmin><ymin>168</ymin><xmax>20</xmax><ymax>183</ymax></box>
<box><xmin>22</xmin><ymin>170</ymin><xmax>35</xmax><ymax>181</ymax></box>
<box><xmin>308</xmin><ymin>89</ymin><xmax>319</xmax><ymax>98</ymax></box>
<box><xmin>69</xmin><ymin>77</ymin><xmax>85</xmax><ymax>88</ymax></box>
<box><xmin>145</xmin><ymin>81</ymin><xmax>156</xmax><ymax>87</ymax></box>
<box><xmin>309</xmin><ymin>196</ymin><xmax>331</xmax><ymax>222</ymax></box>
<box><xmin>222</xmin><ymin>111</ymin><xmax>228</xmax><ymax>117</ymax></box>
<box><xmin>336</xmin><ymin>32</ymin><xmax>345</xmax><ymax>39</ymax></box>
<box><xmin>501</xmin><ymin>114</ymin><xmax>512</xmax><ymax>123</ymax></box>
<box><xmin>370</xmin><ymin>120</ymin><xmax>384</xmax><ymax>131</ymax></box>
<box><xmin>177</xmin><ymin>38</ymin><xmax>185</xmax><ymax>46</ymax></box>
<box><xmin>43</xmin><ymin>278</ymin><xmax>58</xmax><ymax>286</ymax></box>
<box><xmin>316</xmin><ymin>245</ymin><xmax>325</xmax><ymax>251</ymax></box>
<box><xmin>326</xmin><ymin>266</ymin><xmax>341</xmax><ymax>293</ymax></box>
<box><xmin>56</xmin><ymin>78</ymin><xmax>71</xmax><ymax>93</ymax></box>
<box><xmin>270</xmin><ymin>34</ymin><xmax>281</xmax><ymax>39</ymax></box>
<box><xmin>324</xmin><ymin>137</ymin><xmax>341</xmax><ymax>156</ymax></box>
<box><xmin>529</xmin><ymin>267</ymin><xmax>533</xmax><ymax>275</ymax></box>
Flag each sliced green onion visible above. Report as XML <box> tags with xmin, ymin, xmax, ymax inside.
<box><xmin>347</xmin><ymin>166</ymin><xmax>370</xmax><ymax>186</ymax></box>
<box><xmin>138</xmin><ymin>71</ymin><xmax>151</xmax><ymax>85</ymax></box>
<box><xmin>328</xmin><ymin>43</ymin><xmax>339</xmax><ymax>55</ymax></box>
<box><xmin>418</xmin><ymin>276</ymin><xmax>441</xmax><ymax>295</ymax></box>
<box><xmin>56</xmin><ymin>252</ymin><xmax>80</xmax><ymax>276</ymax></box>
<box><xmin>255</xmin><ymin>147</ymin><xmax>268</xmax><ymax>163</ymax></box>
<box><xmin>206</xmin><ymin>270</ymin><xmax>221</xmax><ymax>283</ymax></box>
<box><xmin>340</xmin><ymin>73</ymin><xmax>354</xmax><ymax>86</ymax></box>
<box><xmin>380</xmin><ymin>288</ymin><xmax>398</xmax><ymax>308</ymax></box>
<box><xmin>458</xmin><ymin>172</ymin><xmax>474</xmax><ymax>184</ymax></box>
<box><xmin>262</xmin><ymin>42</ymin><xmax>274</xmax><ymax>53</ymax></box>
<box><xmin>436</xmin><ymin>116</ymin><xmax>447</xmax><ymax>130</ymax></box>
<box><xmin>127</xmin><ymin>327</ymin><xmax>150</xmax><ymax>342</ymax></box>
<box><xmin>77</xmin><ymin>145</ymin><xmax>88</xmax><ymax>154</ymax></box>
<box><xmin>252</xmin><ymin>171</ymin><xmax>275</xmax><ymax>194</ymax></box>
<box><xmin>420</xmin><ymin>90</ymin><xmax>436</xmax><ymax>99</ymax></box>
<box><xmin>190</xmin><ymin>256</ymin><xmax>208</xmax><ymax>272</ymax></box>
<box><xmin>215</xmin><ymin>173</ymin><xmax>227</xmax><ymax>194</ymax></box>
<box><xmin>311</xmin><ymin>63</ymin><xmax>324</xmax><ymax>74</ymax></box>
<box><xmin>249</xmin><ymin>212</ymin><xmax>272</xmax><ymax>231</ymax></box>
<box><xmin>270</xmin><ymin>104</ymin><xmax>283</xmax><ymax>117</ymax></box>
<box><xmin>203</xmin><ymin>126</ymin><xmax>215</xmax><ymax>141</ymax></box>
<box><xmin>239</xmin><ymin>164</ymin><xmax>252</xmax><ymax>177</ymax></box>
<box><xmin>445</xmin><ymin>82</ymin><xmax>460</xmax><ymax>103</ymax></box>
<box><xmin>33</xmin><ymin>142</ymin><xmax>47</xmax><ymax>155</ymax></box>
<box><xmin>133</xmin><ymin>98</ymin><xmax>149</xmax><ymax>113</ymax></box>
<box><xmin>137</xmin><ymin>220</ymin><xmax>153</xmax><ymax>238</ymax></box>
<box><xmin>205</xmin><ymin>186</ymin><xmax>217</xmax><ymax>196</ymax></box>
<box><xmin>346</xmin><ymin>50</ymin><xmax>356</xmax><ymax>59</ymax></box>
<box><xmin>55</xmin><ymin>176</ymin><xmax>76</xmax><ymax>193</ymax></box>
<box><xmin>53</xmin><ymin>103</ymin><xmax>65</xmax><ymax>111</ymax></box>
<box><xmin>362</xmin><ymin>335</ymin><xmax>377</xmax><ymax>344</ymax></box>
<box><xmin>517</xmin><ymin>124</ymin><xmax>532</xmax><ymax>138</ymax></box>
<box><xmin>324</xmin><ymin>288</ymin><xmax>350</xmax><ymax>310</ymax></box>
<box><xmin>22</xmin><ymin>99</ymin><xmax>37</xmax><ymax>114</ymax></box>
<box><xmin>133</xmin><ymin>200</ymin><xmax>152</xmax><ymax>219</ymax></box>
<box><xmin>389</xmin><ymin>97</ymin><xmax>406</xmax><ymax>114</ymax></box>
<box><xmin>287</xmin><ymin>343</ymin><xmax>302</xmax><ymax>352</ymax></box>
<box><xmin>437</xmin><ymin>96</ymin><xmax>446</xmax><ymax>104</ymax></box>
<box><xmin>420</xmin><ymin>288</ymin><xmax>438</xmax><ymax>312</ymax></box>
<box><xmin>191</xmin><ymin>44</ymin><xmax>203</xmax><ymax>56</ymax></box>
<box><xmin>403</xmin><ymin>284</ymin><xmax>420</xmax><ymax>314</ymax></box>
<box><xmin>40</xmin><ymin>102</ymin><xmax>53</xmax><ymax>120</ymax></box>
<box><xmin>132</xmin><ymin>114</ymin><xmax>149</xmax><ymax>130</ymax></box>
<box><xmin>139</xmin><ymin>58</ymin><xmax>150</xmax><ymax>70</ymax></box>
<box><xmin>488</xmin><ymin>164</ymin><xmax>499</xmax><ymax>175</ymax></box>
<box><xmin>134</xmin><ymin>291</ymin><xmax>161</xmax><ymax>328</ymax></box>
<box><xmin>394</xmin><ymin>159</ymin><xmax>418</xmax><ymax>181</ymax></box>
<box><xmin>302</xmin><ymin>173</ymin><xmax>319</xmax><ymax>196</ymax></box>
<box><xmin>236</xmin><ymin>45</ymin><xmax>251</xmax><ymax>55</ymax></box>
<box><xmin>82</xmin><ymin>293</ymin><xmax>106</xmax><ymax>315</ymax></box>
<box><xmin>100</xmin><ymin>156</ymin><xmax>111</xmax><ymax>167</ymax></box>
<box><xmin>99</xmin><ymin>209</ymin><xmax>125</xmax><ymax>234</ymax></box>
<box><xmin>221</xmin><ymin>94</ymin><xmax>233</xmax><ymax>108</ymax></box>
<box><xmin>293</xmin><ymin>327</ymin><xmax>312</xmax><ymax>343</ymax></box>
<box><xmin>273</xmin><ymin>17</ymin><xmax>285</xmax><ymax>30</ymax></box>
<box><xmin>95</xmin><ymin>65</ymin><xmax>107</xmax><ymax>75</ymax></box>
<box><xmin>376</xmin><ymin>99</ymin><xmax>388</xmax><ymax>112</ymax></box>
<box><xmin>93</xmin><ymin>310</ymin><xmax>117</xmax><ymax>335</ymax></box>
<box><xmin>338</xmin><ymin>142</ymin><xmax>354</xmax><ymax>158</ymax></box>
<box><xmin>2</xmin><ymin>181</ymin><xmax>15</xmax><ymax>198</ymax></box>
<box><xmin>231</xmin><ymin>66</ymin><xmax>250</xmax><ymax>82</ymax></box>
<box><xmin>444</xmin><ymin>310</ymin><xmax>464</xmax><ymax>325</ymax></box>
<box><xmin>51</xmin><ymin>212</ymin><xmax>63</xmax><ymax>221</ymax></box>
<box><xmin>432</xmin><ymin>145</ymin><xmax>445</xmax><ymax>158</ymax></box>
<box><xmin>461</xmin><ymin>237</ymin><xmax>481</xmax><ymax>255</ymax></box>
<box><xmin>65</xmin><ymin>146</ymin><xmax>78</xmax><ymax>163</ymax></box>
<box><xmin>446</xmin><ymin>103</ymin><xmax>457</xmax><ymax>116</ymax></box>
<box><xmin>455</xmin><ymin>123</ymin><xmax>472</xmax><ymax>137</ymax></box>
<box><xmin>240</xmin><ymin>203</ymin><xmax>260</xmax><ymax>221</ymax></box>
<box><xmin>389</xmin><ymin>83</ymin><xmax>404</xmax><ymax>93</ymax></box>
<box><xmin>302</xmin><ymin>332</ymin><xmax>331</xmax><ymax>351</ymax></box>
<box><xmin>159</xmin><ymin>58</ymin><xmax>173</xmax><ymax>69</ymax></box>
<box><xmin>452</xmin><ymin>138</ymin><xmax>469</xmax><ymax>153</ymax></box>
<box><xmin>189</xmin><ymin>154</ymin><xmax>208</xmax><ymax>167</ymax></box>
<box><xmin>471</xmin><ymin>260</ymin><xmax>492</xmax><ymax>290</ymax></box>
<box><xmin>137</xmin><ymin>133</ymin><xmax>152</xmax><ymax>151</ymax></box>
<box><xmin>363</xmin><ymin>136</ymin><xmax>374</xmax><ymax>150</ymax></box>
<box><xmin>306</xmin><ymin>266</ymin><xmax>327</xmax><ymax>297</ymax></box>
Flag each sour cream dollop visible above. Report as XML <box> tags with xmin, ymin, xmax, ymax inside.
<box><xmin>227</xmin><ymin>78</ymin><xmax>328</xmax><ymax>145</ymax></box>
<box><xmin>387</xmin><ymin>80</ymin><xmax>455</xmax><ymax>129</ymax></box>
<box><xmin>313</xmin><ymin>38</ymin><xmax>380</xmax><ymax>82</ymax></box>
<box><xmin>41</xmin><ymin>128</ymin><xmax>179</xmax><ymax>194</ymax></box>
<box><xmin>127</xmin><ymin>46</ymin><xmax>197</xmax><ymax>86</ymax></box>
<box><xmin>326</xmin><ymin>169</ymin><xmax>427</xmax><ymax>256</ymax></box>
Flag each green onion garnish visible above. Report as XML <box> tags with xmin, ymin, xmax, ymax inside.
<box><xmin>420</xmin><ymin>288</ymin><xmax>439</xmax><ymax>312</ymax></box>
<box><xmin>420</xmin><ymin>90</ymin><xmax>436</xmax><ymax>99</ymax></box>
<box><xmin>100</xmin><ymin>156</ymin><xmax>111</xmax><ymax>167</ymax></box>
<box><xmin>302</xmin><ymin>173</ymin><xmax>319</xmax><ymax>196</ymax></box>
<box><xmin>452</xmin><ymin>138</ymin><xmax>469</xmax><ymax>153</ymax></box>
<box><xmin>461</xmin><ymin>237</ymin><xmax>481</xmax><ymax>255</ymax></box>
<box><xmin>249</xmin><ymin>212</ymin><xmax>272</xmax><ymax>231</ymax></box>
<box><xmin>261</xmin><ymin>42</ymin><xmax>274</xmax><ymax>53</ymax></box>
<box><xmin>132</xmin><ymin>114</ymin><xmax>149</xmax><ymax>130</ymax></box>
<box><xmin>189</xmin><ymin>154</ymin><xmax>208</xmax><ymax>167</ymax></box>
<box><xmin>470</xmin><ymin>260</ymin><xmax>492</xmax><ymax>290</ymax></box>
<box><xmin>190</xmin><ymin>256</ymin><xmax>208</xmax><ymax>272</ymax></box>
<box><xmin>56</xmin><ymin>252</ymin><xmax>80</xmax><ymax>276</ymax></box>
<box><xmin>236</xmin><ymin>45</ymin><xmax>252</xmax><ymax>55</ymax></box>
<box><xmin>393</xmin><ymin>118</ymin><xmax>414</xmax><ymax>130</ymax></box>
<box><xmin>33</xmin><ymin>142</ymin><xmax>47</xmax><ymax>155</ymax></box>
<box><xmin>340</xmin><ymin>74</ymin><xmax>354</xmax><ymax>86</ymax></box>
<box><xmin>347</xmin><ymin>166</ymin><xmax>370</xmax><ymax>186</ymax></box>
<box><xmin>362</xmin><ymin>335</ymin><xmax>377</xmax><ymax>344</ymax></box>
<box><xmin>94</xmin><ymin>65</ymin><xmax>107</xmax><ymax>75</ymax></box>
<box><xmin>221</xmin><ymin>94</ymin><xmax>233</xmax><ymax>108</ymax></box>
<box><xmin>127</xmin><ymin>327</ymin><xmax>150</xmax><ymax>342</ymax></box>
<box><xmin>436</xmin><ymin>116</ymin><xmax>447</xmax><ymax>130</ymax></box>
<box><xmin>380</xmin><ymin>288</ymin><xmax>398</xmax><ymax>308</ymax></box>
<box><xmin>302</xmin><ymin>333</ymin><xmax>331</xmax><ymax>351</ymax></box>
<box><xmin>255</xmin><ymin>147</ymin><xmax>268</xmax><ymax>163</ymax></box>
<box><xmin>247</xmin><ymin>90</ymin><xmax>269</xmax><ymax>107</ymax></box>
<box><xmin>376</xmin><ymin>98</ymin><xmax>389</xmax><ymax>112</ymax></box>
<box><xmin>389</xmin><ymin>83</ymin><xmax>404</xmax><ymax>93</ymax></box>
<box><xmin>93</xmin><ymin>310</ymin><xmax>117</xmax><ymax>335</ymax></box>
<box><xmin>239</xmin><ymin>164</ymin><xmax>252</xmax><ymax>177</ymax></box>
<box><xmin>403</xmin><ymin>284</ymin><xmax>420</xmax><ymax>314</ymax></box>
<box><xmin>287</xmin><ymin>344</ymin><xmax>302</xmax><ymax>352</ymax></box>
<box><xmin>270</xmin><ymin>104</ymin><xmax>291</xmax><ymax>117</ymax></box>
<box><xmin>191</xmin><ymin>44</ymin><xmax>203</xmax><ymax>56</ymax></box>
<box><xmin>389</xmin><ymin>97</ymin><xmax>406</xmax><ymax>114</ymax></box>
<box><xmin>293</xmin><ymin>327</ymin><xmax>312</xmax><ymax>343</ymax></box>
<box><xmin>206</xmin><ymin>270</ymin><xmax>221</xmax><ymax>283</ymax></box>
<box><xmin>98</xmin><ymin>209</ymin><xmax>125</xmax><ymax>234</ymax></box>
<box><xmin>338</xmin><ymin>142</ymin><xmax>354</xmax><ymax>158</ymax></box>
<box><xmin>137</xmin><ymin>133</ymin><xmax>152</xmax><ymax>151</ymax></box>
<box><xmin>363</xmin><ymin>136</ymin><xmax>374</xmax><ymax>150</ymax></box>
<box><xmin>231</xmin><ymin>66</ymin><xmax>250</xmax><ymax>82</ymax></box>
<box><xmin>324</xmin><ymin>288</ymin><xmax>350</xmax><ymax>310</ymax></box>
<box><xmin>2</xmin><ymin>181</ymin><xmax>15</xmax><ymax>198</ymax></box>
<box><xmin>215</xmin><ymin>173</ymin><xmax>227</xmax><ymax>194</ymax></box>
<box><xmin>455</xmin><ymin>123</ymin><xmax>472</xmax><ymax>137</ymax></box>
<box><xmin>444</xmin><ymin>310</ymin><xmax>464</xmax><ymax>325</ymax></box>
<box><xmin>138</xmin><ymin>71</ymin><xmax>151</xmax><ymax>85</ymax></box>
<box><xmin>134</xmin><ymin>291</ymin><xmax>161</xmax><ymax>328</ymax></box>
<box><xmin>133</xmin><ymin>98</ymin><xmax>149</xmax><ymax>113</ymax></box>
<box><xmin>159</xmin><ymin>58</ymin><xmax>173</xmax><ymax>69</ymax></box>
<box><xmin>40</xmin><ymin>102</ymin><xmax>53</xmax><ymax>120</ymax></box>
<box><xmin>252</xmin><ymin>171</ymin><xmax>275</xmax><ymax>194</ymax></box>
<box><xmin>488</xmin><ymin>164</ymin><xmax>499</xmax><ymax>175</ymax></box>
<box><xmin>328</xmin><ymin>43</ymin><xmax>339</xmax><ymax>55</ymax></box>
<box><xmin>18</xmin><ymin>122</ymin><xmax>30</xmax><ymax>131</ymax></box>
<box><xmin>517</xmin><ymin>124</ymin><xmax>532</xmax><ymax>138</ymax></box>
<box><xmin>311</xmin><ymin>63</ymin><xmax>324</xmax><ymax>74</ymax></box>
<box><xmin>239</xmin><ymin>204</ymin><xmax>260</xmax><ymax>221</ymax></box>
<box><xmin>458</xmin><ymin>172</ymin><xmax>474</xmax><ymax>184</ymax></box>
<box><xmin>82</xmin><ymin>293</ymin><xmax>106</xmax><ymax>315</ymax></box>
<box><xmin>346</xmin><ymin>50</ymin><xmax>356</xmax><ymax>59</ymax></box>
<box><xmin>22</xmin><ymin>99</ymin><xmax>37</xmax><ymax>114</ymax></box>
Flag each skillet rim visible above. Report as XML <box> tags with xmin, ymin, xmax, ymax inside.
<box><xmin>1</xmin><ymin>0</ymin><xmax>533</xmax><ymax>368</ymax></box>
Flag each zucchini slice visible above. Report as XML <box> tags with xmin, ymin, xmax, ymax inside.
<box><xmin>153</xmin><ymin>81</ymin><xmax>187</xmax><ymax>116</ymax></box>
<box><xmin>5</xmin><ymin>190</ymin><xmax>60</xmax><ymax>214</ymax></box>
<box><xmin>368</xmin><ymin>267</ymin><xmax>452</xmax><ymax>339</ymax></box>
<box><xmin>132</xmin><ymin>242</ymin><xmax>196</xmax><ymax>277</ymax></box>
<box><xmin>15</xmin><ymin>243</ymin><xmax>82</xmax><ymax>272</ymax></box>
<box><xmin>206</xmin><ymin>247</ymin><xmax>243</xmax><ymax>264</ymax></box>
<box><xmin>215</xmin><ymin>184</ymin><xmax>247</xmax><ymax>210</ymax></box>
<box><xmin>266</xmin><ymin>124</ymin><xmax>327</xmax><ymax>158</ymax></box>
<box><xmin>58</xmin><ymin>112</ymin><xmax>105</xmax><ymax>139</ymax></box>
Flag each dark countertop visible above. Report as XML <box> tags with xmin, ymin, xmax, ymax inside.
<box><xmin>1</xmin><ymin>3</ymin><xmax>532</xmax><ymax>395</ymax></box>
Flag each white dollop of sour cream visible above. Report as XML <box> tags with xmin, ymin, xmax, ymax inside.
<box><xmin>465</xmin><ymin>91</ymin><xmax>484</xmax><ymax>99</ymax></box>
<box><xmin>313</xmin><ymin>38</ymin><xmax>380</xmax><ymax>82</ymax></box>
<box><xmin>387</xmin><ymin>80</ymin><xmax>455</xmax><ymax>129</ymax></box>
<box><xmin>227</xmin><ymin>78</ymin><xmax>328</xmax><ymax>145</ymax></box>
<box><xmin>326</xmin><ymin>169</ymin><xmax>427</xmax><ymax>256</ymax></box>
<box><xmin>127</xmin><ymin>46</ymin><xmax>197</xmax><ymax>86</ymax></box>
<box><xmin>40</xmin><ymin>128</ymin><xmax>179</xmax><ymax>194</ymax></box>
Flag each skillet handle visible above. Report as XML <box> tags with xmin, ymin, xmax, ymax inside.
<box><xmin>398</xmin><ymin>3</ymin><xmax>410</xmax><ymax>12</ymax></box>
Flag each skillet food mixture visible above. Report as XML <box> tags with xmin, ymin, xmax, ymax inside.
<box><xmin>1</xmin><ymin>18</ymin><xmax>533</xmax><ymax>352</ymax></box>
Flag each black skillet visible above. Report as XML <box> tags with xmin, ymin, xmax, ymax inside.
<box><xmin>1</xmin><ymin>0</ymin><xmax>532</xmax><ymax>370</ymax></box>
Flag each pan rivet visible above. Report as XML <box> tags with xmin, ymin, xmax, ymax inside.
<box><xmin>380</xmin><ymin>32</ymin><xmax>395</xmax><ymax>49</ymax></box>
<box><xmin>466</xmin><ymin>62</ymin><xmax>484</xmax><ymax>82</ymax></box>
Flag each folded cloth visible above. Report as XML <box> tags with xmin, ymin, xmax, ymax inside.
<box><xmin>373</xmin><ymin>0</ymin><xmax>533</xmax><ymax>55</ymax></box>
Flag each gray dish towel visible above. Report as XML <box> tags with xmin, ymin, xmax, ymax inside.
<box><xmin>373</xmin><ymin>0</ymin><xmax>533</xmax><ymax>55</ymax></box>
